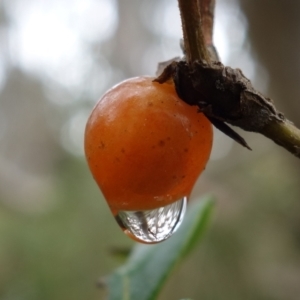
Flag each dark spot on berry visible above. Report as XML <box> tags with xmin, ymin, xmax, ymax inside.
<box><xmin>121</xmin><ymin>148</ymin><xmax>125</xmax><ymax>153</ymax></box>
<box><xmin>158</xmin><ymin>140</ymin><xmax>165</xmax><ymax>147</ymax></box>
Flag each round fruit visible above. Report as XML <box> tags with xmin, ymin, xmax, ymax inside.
<box><xmin>84</xmin><ymin>77</ymin><xmax>213</xmax><ymax>215</ymax></box>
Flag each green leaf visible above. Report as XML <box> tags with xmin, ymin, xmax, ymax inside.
<box><xmin>107</xmin><ymin>195</ymin><xmax>215</xmax><ymax>300</ymax></box>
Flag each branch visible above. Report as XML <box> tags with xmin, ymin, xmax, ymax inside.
<box><xmin>172</xmin><ymin>60</ymin><xmax>300</xmax><ymax>159</ymax></box>
<box><xmin>263</xmin><ymin>120</ymin><xmax>300</xmax><ymax>157</ymax></box>
<box><xmin>178</xmin><ymin>0</ymin><xmax>210</xmax><ymax>63</ymax></box>
<box><xmin>198</xmin><ymin>0</ymin><xmax>215</xmax><ymax>46</ymax></box>
<box><xmin>166</xmin><ymin>0</ymin><xmax>300</xmax><ymax>159</ymax></box>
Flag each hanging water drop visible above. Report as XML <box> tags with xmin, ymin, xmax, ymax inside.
<box><xmin>115</xmin><ymin>197</ymin><xmax>187</xmax><ymax>243</ymax></box>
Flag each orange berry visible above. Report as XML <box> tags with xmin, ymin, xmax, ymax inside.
<box><xmin>85</xmin><ymin>77</ymin><xmax>212</xmax><ymax>243</ymax></box>
<box><xmin>84</xmin><ymin>76</ymin><xmax>213</xmax><ymax>242</ymax></box>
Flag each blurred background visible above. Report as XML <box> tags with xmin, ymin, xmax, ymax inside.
<box><xmin>0</xmin><ymin>0</ymin><xmax>300</xmax><ymax>299</ymax></box>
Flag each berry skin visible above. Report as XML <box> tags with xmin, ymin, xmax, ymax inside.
<box><xmin>84</xmin><ymin>77</ymin><xmax>213</xmax><ymax>215</ymax></box>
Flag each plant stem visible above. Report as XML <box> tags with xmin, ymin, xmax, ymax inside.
<box><xmin>263</xmin><ymin>119</ymin><xmax>300</xmax><ymax>158</ymax></box>
<box><xmin>175</xmin><ymin>0</ymin><xmax>300</xmax><ymax>160</ymax></box>
<box><xmin>178</xmin><ymin>0</ymin><xmax>210</xmax><ymax>63</ymax></box>
<box><xmin>198</xmin><ymin>0</ymin><xmax>215</xmax><ymax>46</ymax></box>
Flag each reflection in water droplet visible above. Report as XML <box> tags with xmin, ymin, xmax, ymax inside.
<box><xmin>115</xmin><ymin>197</ymin><xmax>187</xmax><ymax>244</ymax></box>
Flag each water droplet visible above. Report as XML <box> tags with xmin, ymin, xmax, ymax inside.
<box><xmin>115</xmin><ymin>197</ymin><xmax>187</xmax><ymax>243</ymax></box>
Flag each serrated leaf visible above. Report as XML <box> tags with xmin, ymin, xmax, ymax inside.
<box><xmin>107</xmin><ymin>195</ymin><xmax>214</xmax><ymax>300</ymax></box>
